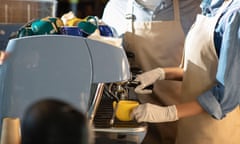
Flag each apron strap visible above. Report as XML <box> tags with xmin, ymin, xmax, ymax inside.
<box><xmin>126</xmin><ymin>0</ymin><xmax>181</xmax><ymax>22</ymax></box>
<box><xmin>214</xmin><ymin>0</ymin><xmax>233</xmax><ymax>18</ymax></box>
<box><xmin>125</xmin><ymin>0</ymin><xmax>182</xmax><ymax>32</ymax></box>
<box><xmin>173</xmin><ymin>0</ymin><xmax>181</xmax><ymax>21</ymax></box>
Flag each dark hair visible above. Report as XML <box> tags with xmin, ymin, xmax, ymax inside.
<box><xmin>21</xmin><ymin>99</ymin><xmax>89</xmax><ymax>144</ymax></box>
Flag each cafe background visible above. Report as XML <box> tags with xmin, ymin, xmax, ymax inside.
<box><xmin>0</xmin><ymin>0</ymin><xmax>108</xmax><ymax>23</ymax></box>
<box><xmin>0</xmin><ymin>0</ymin><xmax>108</xmax><ymax>50</ymax></box>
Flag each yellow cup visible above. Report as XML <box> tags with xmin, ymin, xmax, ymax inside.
<box><xmin>66</xmin><ymin>17</ymin><xmax>83</xmax><ymax>26</ymax></box>
<box><xmin>113</xmin><ymin>100</ymin><xmax>139</xmax><ymax>121</ymax></box>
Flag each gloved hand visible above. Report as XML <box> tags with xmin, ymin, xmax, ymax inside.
<box><xmin>130</xmin><ymin>103</ymin><xmax>178</xmax><ymax>123</ymax></box>
<box><xmin>134</xmin><ymin>67</ymin><xmax>165</xmax><ymax>94</ymax></box>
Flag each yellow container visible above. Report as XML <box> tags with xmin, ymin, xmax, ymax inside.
<box><xmin>113</xmin><ymin>100</ymin><xmax>139</xmax><ymax>121</ymax></box>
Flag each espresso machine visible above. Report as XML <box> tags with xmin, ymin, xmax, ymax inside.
<box><xmin>0</xmin><ymin>35</ymin><xmax>147</xmax><ymax>143</ymax></box>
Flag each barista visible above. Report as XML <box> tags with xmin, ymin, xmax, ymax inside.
<box><xmin>122</xmin><ymin>0</ymin><xmax>201</xmax><ymax>143</ymax></box>
<box><xmin>131</xmin><ymin>0</ymin><xmax>240</xmax><ymax>144</ymax></box>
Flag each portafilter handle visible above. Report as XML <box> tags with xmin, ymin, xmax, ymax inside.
<box><xmin>127</xmin><ymin>80</ymin><xmax>154</xmax><ymax>90</ymax></box>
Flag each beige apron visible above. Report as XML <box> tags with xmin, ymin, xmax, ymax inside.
<box><xmin>124</xmin><ymin>0</ymin><xmax>184</xmax><ymax>105</ymax></box>
<box><xmin>124</xmin><ymin>0</ymin><xmax>184</xmax><ymax>143</ymax></box>
<box><xmin>176</xmin><ymin>1</ymin><xmax>240</xmax><ymax>144</ymax></box>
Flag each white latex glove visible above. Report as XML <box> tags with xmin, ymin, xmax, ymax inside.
<box><xmin>134</xmin><ymin>68</ymin><xmax>165</xmax><ymax>94</ymax></box>
<box><xmin>130</xmin><ymin>103</ymin><xmax>178</xmax><ymax>123</ymax></box>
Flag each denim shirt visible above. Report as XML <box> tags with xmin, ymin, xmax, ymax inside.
<box><xmin>197</xmin><ymin>0</ymin><xmax>240</xmax><ymax>119</ymax></box>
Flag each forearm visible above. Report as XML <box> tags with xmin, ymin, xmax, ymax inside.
<box><xmin>163</xmin><ymin>67</ymin><xmax>183</xmax><ymax>81</ymax></box>
<box><xmin>176</xmin><ymin>101</ymin><xmax>205</xmax><ymax>119</ymax></box>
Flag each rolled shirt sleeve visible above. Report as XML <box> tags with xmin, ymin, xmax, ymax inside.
<box><xmin>197</xmin><ymin>6</ymin><xmax>240</xmax><ymax>119</ymax></box>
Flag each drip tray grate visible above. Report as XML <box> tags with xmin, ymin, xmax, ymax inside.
<box><xmin>92</xmin><ymin>96</ymin><xmax>147</xmax><ymax>144</ymax></box>
<box><xmin>93</xmin><ymin>98</ymin><xmax>144</xmax><ymax>128</ymax></box>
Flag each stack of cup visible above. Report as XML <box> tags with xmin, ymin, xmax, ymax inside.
<box><xmin>113</xmin><ymin>100</ymin><xmax>139</xmax><ymax>121</ymax></box>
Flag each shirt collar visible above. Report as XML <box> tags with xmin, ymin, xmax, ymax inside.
<box><xmin>201</xmin><ymin>0</ymin><xmax>225</xmax><ymax>15</ymax></box>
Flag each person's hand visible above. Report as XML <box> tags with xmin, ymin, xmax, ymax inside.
<box><xmin>134</xmin><ymin>67</ymin><xmax>165</xmax><ymax>94</ymax></box>
<box><xmin>130</xmin><ymin>103</ymin><xmax>178</xmax><ymax>123</ymax></box>
<box><xmin>0</xmin><ymin>51</ymin><xmax>9</xmax><ymax>65</ymax></box>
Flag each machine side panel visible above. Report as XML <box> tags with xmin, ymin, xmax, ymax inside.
<box><xmin>85</xmin><ymin>39</ymin><xmax>130</xmax><ymax>83</ymax></box>
<box><xmin>1</xmin><ymin>35</ymin><xmax>93</xmax><ymax>120</ymax></box>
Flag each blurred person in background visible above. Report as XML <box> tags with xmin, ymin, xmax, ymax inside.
<box><xmin>131</xmin><ymin>0</ymin><xmax>240</xmax><ymax>144</ymax></box>
<box><xmin>21</xmin><ymin>99</ymin><xmax>94</xmax><ymax>144</ymax></box>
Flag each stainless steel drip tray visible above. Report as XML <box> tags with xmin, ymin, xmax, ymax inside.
<box><xmin>94</xmin><ymin>124</ymin><xmax>147</xmax><ymax>144</ymax></box>
<box><xmin>93</xmin><ymin>98</ymin><xmax>147</xmax><ymax>144</ymax></box>
<box><xmin>94</xmin><ymin>122</ymin><xmax>147</xmax><ymax>133</ymax></box>
<box><xmin>94</xmin><ymin>115</ymin><xmax>147</xmax><ymax>130</ymax></box>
